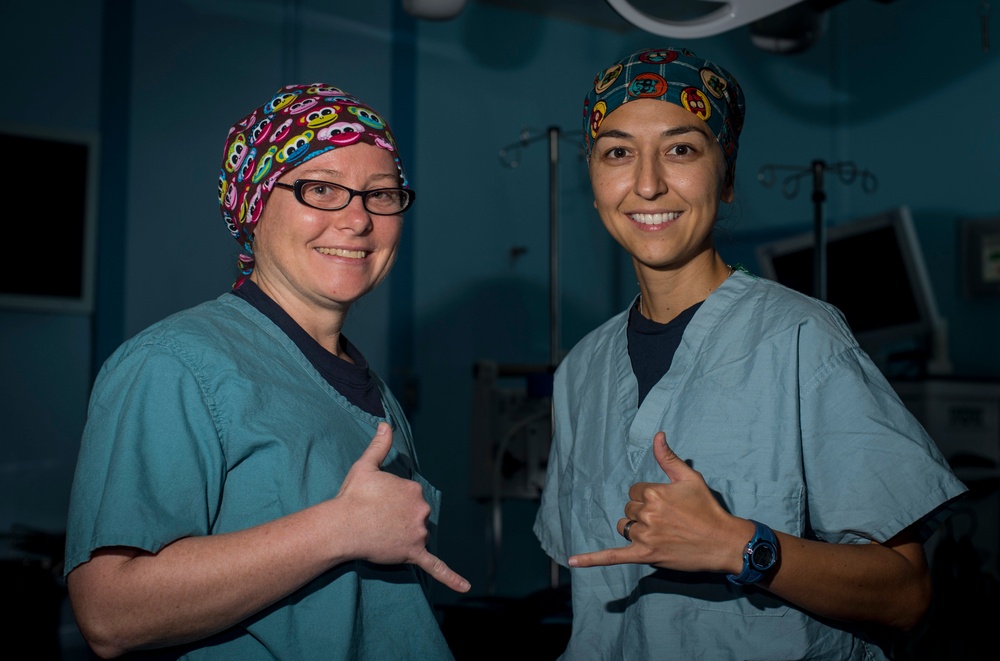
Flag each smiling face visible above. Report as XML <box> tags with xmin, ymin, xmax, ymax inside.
<box><xmin>249</xmin><ymin>142</ymin><xmax>404</xmax><ymax>334</ymax></box>
<box><xmin>589</xmin><ymin>98</ymin><xmax>733</xmax><ymax>280</ymax></box>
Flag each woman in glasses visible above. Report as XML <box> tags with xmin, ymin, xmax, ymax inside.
<box><xmin>533</xmin><ymin>48</ymin><xmax>967</xmax><ymax>660</ymax></box>
<box><xmin>64</xmin><ymin>84</ymin><xmax>469</xmax><ymax>660</ymax></box>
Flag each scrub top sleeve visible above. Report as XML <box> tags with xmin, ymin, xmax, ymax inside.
<box><xmin>800</xmin><ymin>349</ymin><xmax>967</xmax><ymax>545</ymax></box>
<box><xmin>65</xmin><ymin>343</ymin><xmax>226</xmax><ymax>575</ymax></box>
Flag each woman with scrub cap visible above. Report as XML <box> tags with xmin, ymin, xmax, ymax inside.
<box><xmin>64</xmin><ymin>84</ymin><xmax>468</xmax><ymax>660</ymax></box>
<box><xmin>533</xmin><ymin>48</ymin><xmax>966</xmax><ymax>660</ymax></box>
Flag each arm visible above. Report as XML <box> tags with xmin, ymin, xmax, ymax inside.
<box><xmin>68</xmin><ymin>423</ymin><xmax>470</xmax><ymax>659</ymax></box>
<box><xmin>568</xmin><ymin>432</ymin><xmax>931</xmax><ymax>631</ymax></box>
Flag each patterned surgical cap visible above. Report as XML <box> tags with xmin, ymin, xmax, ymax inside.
<box><xmin>583</xmin><ymin>47</ymin><xmax>746</xmax><ymax>175</ymax></box>
<box><xmin>218</xmin><ymin>84</ymin><xmax>406</xmax><ymax>287</ymax></box>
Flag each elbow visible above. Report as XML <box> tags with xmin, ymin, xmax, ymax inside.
<box><xmin>904</xmin><ymin>587</ymin><xmax>933</xmax><ymax>632</ymax></box>
<box><xmin>67</xmin><ymin>572</ymin><xmax>135</xmax><ymax>659</ymax></box>
<box><xmin>71</xmin><ymin>599</ymin><xmax>134</xmax><ymax>659</ymax></box>
<box><xmin>88</xmin><ymin>642</ymin><xmax>129</xmax><ymax>660</ymax></box>
<box><xmin>876</xmin><ymin>528</ymin><xmax>935</xmax><ymax>632</ymax></box>
<box><xmin>73</xmin><ymin>613</ymin><xmax>131</xmax><ymax>659</ymax></box>
<box><xmin>891</xmin><ymin>573</ymin><xmax>933</xmax><ymax>632</ymax></box>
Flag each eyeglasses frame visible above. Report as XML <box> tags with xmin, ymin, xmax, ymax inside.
<box><xmin>272</xmin><ymin>179</ymin><xmax>415</xmax><ymax>215</ymax></box>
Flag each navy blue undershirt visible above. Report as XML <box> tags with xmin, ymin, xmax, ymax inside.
<box><xmin>628</xmin><ymin>299</ymin><xmax>702</xmax><ymax>408</ymax></box>
<box><xmin>230</xmin><ymin>281</ymin><xmax>385</xmax><ymax>417</ymax></box>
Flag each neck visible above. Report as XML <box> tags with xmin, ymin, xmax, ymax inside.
<box><xmin>638</xmin><ymin>261</ymin><xmax>734</xmax><ymax>322</ymax></box>
<box><xmin>250</xmin><ymin>273</ymin><xmax>349</xmax><ymax>357</ymax></box>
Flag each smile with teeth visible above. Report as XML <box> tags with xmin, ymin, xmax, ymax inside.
<box><xmin>629</xmin><ymin>211</ymin><xmax>681</xmax><ymax>225</ymax></box>
<box><xmin>316</xmin><ymin>247</ymin><xmax>369</xmax><ymax>259</ymax></box>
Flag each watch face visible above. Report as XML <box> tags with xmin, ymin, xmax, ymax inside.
<box><xmin>750</xmin><ymin>542</ymin><xmax>776</xmax><ymax>570</ymax></box>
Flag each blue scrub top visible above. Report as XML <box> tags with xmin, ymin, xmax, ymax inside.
<box><xmin>535</xmin><ymin>270</ymin><xmax>967</xmax><ymax>660</ymax></box>
<box><xmin>66</xmin><ymin>294</ymin><xmax>454</xmax><ymax>660</ymax></box>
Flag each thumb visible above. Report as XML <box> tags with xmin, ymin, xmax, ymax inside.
<box><xmin>652</xmin><ymin>431</ymin><xmax>691</xmax><ymax>482</ymax></box>
<box><xmin>359</xmin><ymin>422</ymin><xmax>393</xmax><ymax>469</ymax></box>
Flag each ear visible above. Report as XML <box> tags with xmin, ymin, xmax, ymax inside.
<box><xmin>721</xmin><ymin>166</ymin><xmax>735</xmax><ymax>203</ymax></box>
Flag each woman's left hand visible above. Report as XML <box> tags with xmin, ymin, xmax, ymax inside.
<box><xmin>568</xmin><ymin>432</ymin><xmax>934</xmax><ymax>629</ymax></box>
<box><xmin>568</xmin><ymin>431</ymin><xmax>751</xmax><ymax>574</ymax></box>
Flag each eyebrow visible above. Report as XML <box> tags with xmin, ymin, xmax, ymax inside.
<box><xmin>298</xmin><ymin>168</ymin><xmax>399</xmax><ymax>183</ymax></box>
<box><xmin>595</xmin><ymin>124</ymin><xmax>712</xmax><ymax>143</ymax></box>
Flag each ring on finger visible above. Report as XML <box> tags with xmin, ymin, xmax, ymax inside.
<box><xmin>622</xmin><ymin>519</ymin><xmax>637</xmax><ymax>542</ymax></box>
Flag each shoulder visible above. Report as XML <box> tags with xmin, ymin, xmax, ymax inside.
<box><xmin>130</xmin><ymin>294</ymin><xmax>265</xmax><ymax>348</ymax></box>
<box><xmin>720</xmin><ymin>273</ymin><xmax>897</xmax><ymax>394</ymax></box>
<box><xmin>98</xmin><ymin>294</ymin><xmax>273</xmax><ymax>379</ymax></box>
<box><xmin>557</xmin><ymin>306</ymin><xmax>629</xmax><ymax>377</ymax></box>
<box><xmin>136</xmin><ymin>294</ymin><xmax>259</xmax><ymax>340</ymax></box>
<box><xmin>723</xmin><ymin>272</ymin><xmax>859</xmax><ymax>348</ymax></box>
<box><xmin>732</xmin><ymin>272</ymin><xmax>847</xmax><ymax>324</ymax></box>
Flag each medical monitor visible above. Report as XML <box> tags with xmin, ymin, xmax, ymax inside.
<box><xmin>755</xmin><ymin>206</ymin><xmax>949</xmax><ymax>373</ymax></box>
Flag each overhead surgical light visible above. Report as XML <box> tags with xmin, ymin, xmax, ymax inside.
<box><xmin>604</xmin><ymin>0</ymin><xmax>807</xmax><ymax>39</ymax></box>
<box><xmin>402</xmin><ymin>0</ymin><xmax>468</xmax><ymax>20</ymax></box>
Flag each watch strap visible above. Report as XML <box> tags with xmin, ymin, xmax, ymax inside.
<box><xmin>727</xmin><ymin>519</ymin><xmax>778</xmax><ymax>586</ymax></box>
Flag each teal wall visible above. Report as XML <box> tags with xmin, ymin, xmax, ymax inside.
<box><xmin>1</xmin><ymin>0</ymin><xmax>997</xmax><ymax>611</ymax></box>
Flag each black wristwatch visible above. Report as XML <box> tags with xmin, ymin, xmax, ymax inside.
<box><xmin>727</xmin><ymin>520</ymin><xmax>779</xmax><ymax>585</ymax></box>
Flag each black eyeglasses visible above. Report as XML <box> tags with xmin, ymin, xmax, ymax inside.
<box><xmin>273</xmin><ymin>179</ymin><xmax>415</xmax><ymax>215</ymax></box>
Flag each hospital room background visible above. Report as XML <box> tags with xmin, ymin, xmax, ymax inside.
<box><xmin>1</xmin><ymin>0</ymin><xmax>998</xmax><ymax>658</ymax></box>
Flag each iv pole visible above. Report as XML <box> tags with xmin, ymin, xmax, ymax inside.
<box><xmin>494</xmin><ymin>127</ymin><xmax>580</xmax><ymax>592</ymax></box>
<box><xmin>758</xmin><ymin>160</ymin><xmax>877</xmax><ymax>301</ymax></box>
<box><xmin>547</xmin><ymin>128</ymin><xmax>559</xmax><ymax>365</ymax></box>
<box><xmin>499</xmin><ymin>126</ymin><xmax>579</xmax><ymax>366</ymax></box>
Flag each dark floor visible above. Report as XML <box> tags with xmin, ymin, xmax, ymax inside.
<box><xmin>438</xmin><ymin>576</ymin><xmax>1000</xmax><ymax>661</ymax></box>
<box><xmin>439</xmin><ymin>585</ymin><xmax>572</xmax><ymax>661</ymax></box>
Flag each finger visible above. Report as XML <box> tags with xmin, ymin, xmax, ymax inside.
<box><xmin>413</xmin><ymin>549</ymin><xmax>471</xmax><ymax>593</ymax></box>
<box><xmin>651</xmin><ymin>431</ymin><xmax>692</xmax><ymax>482</ymax></box>
<box><xmin>568</xmin><ymin>546</ymin><xmax>637</xmax><ymax>568</ymax></box>
<box><xmin>620</xmin><ymin>518</ymin><xmax>638</xmax><ymax>543</ymax></box>
<box><xmin>358</xmin><ymin>422</ymin><xmax>394</xmax><ymax>469</ymax></box>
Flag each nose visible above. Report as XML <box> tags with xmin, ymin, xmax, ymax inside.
<box><xmin>634</xmin><ymin>154</ymin><xmax>667</xmax><ymax>200</ymax></box>
<box><xmin>333</xmin><ymin>195</ymin><xmax>374</xmax><ymax>234</ymax></box>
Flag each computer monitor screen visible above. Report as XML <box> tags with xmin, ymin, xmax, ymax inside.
<box><xmin>0</xmin><ymin>127</ymin><xmax>97</xmax><ymax>313</ymax></box>
<box><xmin>755</xmin><ymin>206</ymin><xmax>943</xmax><ymax>357</ymax></box>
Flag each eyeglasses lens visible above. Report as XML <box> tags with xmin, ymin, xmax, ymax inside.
<box><xmin>299</xmin><ymin>181</ymin><xmax>409</xmax><ymax>214</ymax></box>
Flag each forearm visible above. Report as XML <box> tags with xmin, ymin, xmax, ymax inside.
<box><xmin>574</xmin><ymin>435</ymin><xmax>939</xmax><ymax>633</ymax></box>
<box><xmin>756</xmin><ymin>527</ymin><xmax>931</xmax><ymax>630</ymax></box>
<box><xmin>69</xmin><ymin>498</ymin><xmax>354</xmax><ymax>658</ymax></box>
